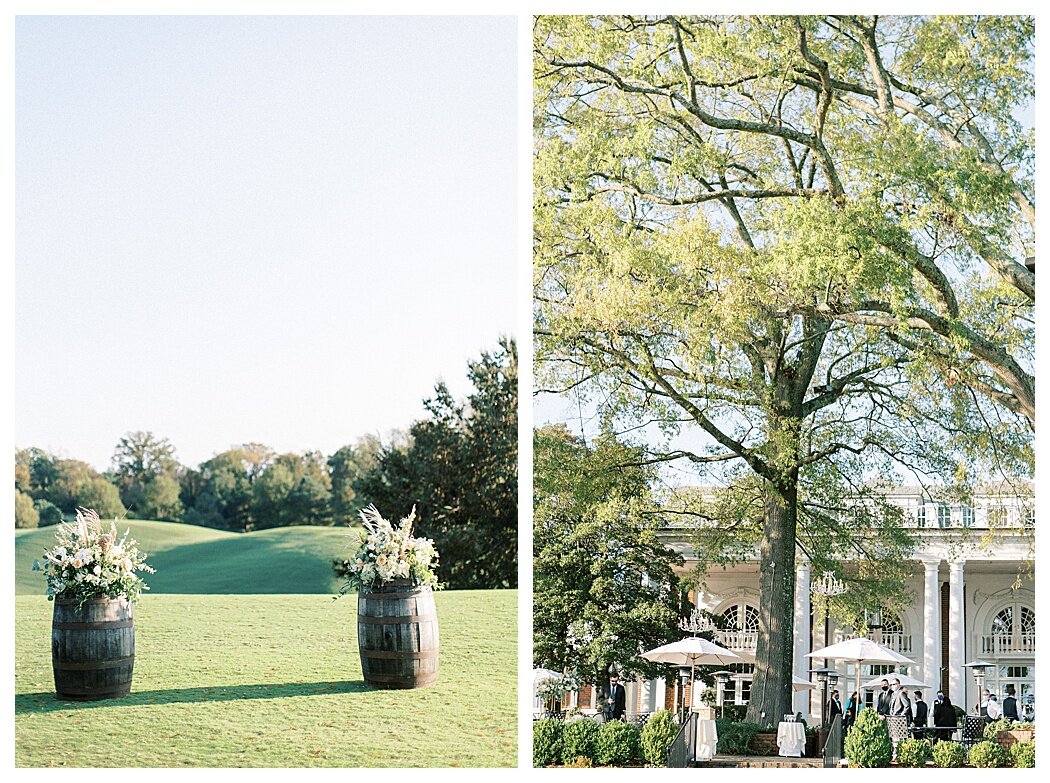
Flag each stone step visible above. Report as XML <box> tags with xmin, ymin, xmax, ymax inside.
<box><xmin>698</xmin><ymin>755</ymin><xmax>825</xmax><ymax>768</ymax></box>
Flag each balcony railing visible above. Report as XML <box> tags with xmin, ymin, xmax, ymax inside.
<box><xmin>715</xmin><ymin>630</ymin><xmax>758</xmax><ymax>652</ymax></box>
<box><xmin>980</xmin><ymin>634</ymin><xmax>1035</xmax><ymax>656</ymax></box>
<box><xmin>840</xmin><ymin>633</ymin><xmax>913</xmax><ymax>655</ymax></box>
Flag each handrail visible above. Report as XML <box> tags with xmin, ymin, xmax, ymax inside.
<box><xmin>667</xmin><ymin>712</ymin><xmax>697</xmax><ymax>768</ymax></box>
<box><xmin>823</xmin><ymin>714</ymin><xmax>843</xmax><ymax>768</ymax></box>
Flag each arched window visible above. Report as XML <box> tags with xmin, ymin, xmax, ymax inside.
<box><xmin>881</xmin><ymin>612</ymin><xmax>904</xmax><ymax>636</ymax></box>
<box><xmin>984</xmin><ymin>604</ymin><xmax>1035</xmax><ymax>656</ymax></box>
<box><xmin>719</xmin><ymin>602</ymin><xmax>760</xmax><ymax>632</ymax></box>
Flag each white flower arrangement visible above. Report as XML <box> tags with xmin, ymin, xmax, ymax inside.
<box><xmin>338</xmin><ymin>504</ymin><xmax>439</xmax><ymax>594</ymax></box>
<box><xmin>42</xmin><ymin>507</ymin><xmax>155</xmax><ymax>606</ymax></box>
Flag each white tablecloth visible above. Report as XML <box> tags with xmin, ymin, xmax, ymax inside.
<box><xmin>694</xmin><ymin>719</ymin><xmax>718</xmax><ymax>761</ymax></box>
<box><xmin>777</xmin><ymin>722</ymin><xmax>806</xmax><ymax>757</ymax></box>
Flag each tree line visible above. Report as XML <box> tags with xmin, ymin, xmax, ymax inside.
<box><xmin>15</xmin><ymin>339</ymin><xmax>517</xmax><ymax>589</ymax></box>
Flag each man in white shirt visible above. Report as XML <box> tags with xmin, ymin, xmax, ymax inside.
<box><xmin>986</xmin><ymin>693</ymin><xmax>1003</xmax><ymax>720</ymax></box>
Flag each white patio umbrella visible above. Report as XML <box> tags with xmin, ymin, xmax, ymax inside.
<box><xmin>641</xmin><ymin>637</ymin><xmax>742</xmax><ymax>707</ymax></box>
<box><xmin>792</xmin><ymin>676</ymin><xmax>817</xmax><ymax>692</ymax></box>
<box><xmin>533</xmin><ymin>667</ymin><xmax>561</xmax><ymax>686</ymax></box>
<box><xmin>807</xmin><ymin>637</ymin><xmax>915</xmax><ymax>708</ymax></box>
<box><xmin>861</xmin><ymin>673</ymin><xmax>931</xmax><ymax>690</ymax></box>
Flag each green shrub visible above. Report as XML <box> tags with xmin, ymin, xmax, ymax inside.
<box><xmin>983</xmin><ymin>718</ymin><xmax>1013</xmax><ymax>739</ymax></box>
<box><xmin>844</xmin><ymin>708</ymin><xmax>892</xmax><ymax>767</ymax></box>
<box><xmin>720</xmin><ymin>703</ymin><xmax>747</xmax><ymax>722</ymax></box>
<box><xmin>1009</xmin><ymin>740</ymin><xmax>1035</xmax><ymax>768</ymax></box>
<box><xmin>565</xmin><ymin>755</ymin><xmax>592</xmax><ymax>767</ymax></box>
<box><xmin>715</xmin><ymin>720</ymin><xmax>760</xmax><ymax>755</ymax></box>
<box><xmin>595</xmin><ymin>720</ymin><xmax>640</xmax><ymax>766</ymax></box>
<box><xmin>895</xmin><ymin>738</ymin><xmax>932</xmax><ymax>767</ymax></box>
<box><xmin>533</xmin><ymin>718</ymin><xmax>564</xmax><ymax>767</ymax></box>
<box><xmin>639</xmin><ymin>710</ymin><xmax>678</xmax><ymax>766</ymax></box>
<box><xmin>968</xmin><ymin>740</ymin><xmax>1007</xmax><ymax>768</ymax></box>
<box><xmin>15</xmin><ymin>490</ymin><xmax>39</xmax><ymax>529</ymax></box>
<box><xmin>931</xmin><ymin>741</ymin><xmax>966</xmax><ymax>768</ymax></box>
<box><xmin>33</xmin><ymin>499</ymin><xmax>64</xmax><ymax>527</ymax></box>
<box><xmin>561</xmin><ymin>718</ymin><xmax>599</xmax><ymax>764</ymax></box>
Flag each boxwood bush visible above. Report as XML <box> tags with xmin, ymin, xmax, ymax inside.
<box><xmin>715</xmin><ymin>720</ymin><xmax>760</xmax><ymax>755</ymax></box>
<box><xmin>1009</xmin><ymin>740</ymin><xmax>1035</xmax><ymax>768</ymax></box>
<box><xmin>533</xmin><ymin>718</ymin><xmax>564</xmax><ymax>767</ymax></box>
<box><xmin>968</xmin><ymin>739</ymin><xmax>1007</xmax><ymax>768</ymax></box>
<box><xmin>561</xmin><ymin>718</ymin><xmax>599</xmax><ymax>765</ymax></box>
<box><xmin>895</xmin><ymin>738</ymin><xmax>932</xmax><ymax>767</ymax></box>
<box><xmin>639</xmin><ymin>710</ymin><xmax>678</xmax><ymax>766</ymax></box>
<box><xmin>931</xmin><ymin>741</ymin><xmax>966</xmax><ymax>768</ymax></box>
<box><xmin>595</xmin><ymin>720</ymin><xmax>640</xmax><ymax>766</ymax></box>
<box><xmin>936</xmin><ymin>738</ymin><xmax>965</xmax><ymax>768</ymax></box>
<box><xmin>843</xmin><ymin>709</ymin><xmax>892</xmax><ymax>767</ymax></box>
<box><xmin>983</xmin><ymin>718</ymin><xmax>1013</xmax><ymax>740</ymax></box>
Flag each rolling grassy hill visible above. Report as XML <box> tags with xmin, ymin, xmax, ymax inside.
<box><xmin>15</xmin><ymin>519</ymin><xmax>361</xmax><ymax>595</ymax></box>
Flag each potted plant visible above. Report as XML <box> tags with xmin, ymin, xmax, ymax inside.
<box><xmin>42</xmin><ymin>507</ymin><xmax>154</xmax><ymax>701</ymax></box>
<box><xmin>338</xmin><ymin>505</ymin><xmax>440</xmax><ymax>689</ymax></box>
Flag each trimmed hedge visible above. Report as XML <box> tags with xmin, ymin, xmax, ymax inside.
<box><xmin>931</xmin><ymin>741</ymin><xmax>966</xmax><ymax>768</ymax></box>
<box><xmin>715</xmin><ymin>720</ymin><xmax>760</xmax><ymax>756</ymax></box>
<box><xmin>533</xmin><ymin>718</ymin><xmax>564</xmax><ymax>767</ymax></box>
<box><xmin>595</xmin><ymin>720</ymin><xmax>640</xmax><ymax>766</ymax></box>
<box><xmin>561</xmin><ymin>718</ymin><xmax>599</xmax><ymax>765</ymax></box>
<box><xmin>968</xmin><ymin>740</ymin><xmax>1007</xmax><ymax>768</ymax></box>
<box><xmin>844</xmin><ymin>709</ymin><xmax>892</xmax><ymax>767</ymax></box>
<box><xmin>1009</xmin><ymin>740</ymin><xmax>1035</xmax><ymax>768</ymax></box>
<box><xmin>895</xmin><ymin>738</ymin><xmax>932</xmax><ymax>767</ymax></box>
<box><xmin>639</xmin><ymin>710</ymin><xmax>678</xmax><ymax>766</ymax></box>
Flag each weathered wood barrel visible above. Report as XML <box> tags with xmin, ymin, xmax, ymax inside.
<box><xmin>357</xmin><ymin>579</ymin><xmax>439</xmax><ymax>689</ymax></box>
<box><xmin>52</xmin><ymin>597</ymin><xmax>135</xmax><ymax>701</ymax></box>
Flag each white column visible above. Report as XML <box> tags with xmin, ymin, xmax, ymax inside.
<box><xmin>948</xmin><ymin>560</ymin><xmax>966</xmax><ymax>708</ymax></box>
<box><xmin>923</xmin><ymin>559</ymin><xmax>942</xmax><ymax>696</ymax></box>
<box><xmin>794</xmin><ymin>563</ymin><xmax>811</xmax><ymax>716</ymax></box>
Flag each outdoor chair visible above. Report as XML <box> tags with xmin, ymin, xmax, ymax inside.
<box><xmin>960</xmin><ymin>716</ymin><xmax>985</xmax><ymax>748</ymax></box>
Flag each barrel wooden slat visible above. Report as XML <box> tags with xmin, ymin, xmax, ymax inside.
<box><xmin>358</xmin><ymin>580</ymin><xmax>439</xmax><ymax>689</ymax></box>
<box><xmin>52</xmin><ymin>597</ymin><xmax>135</xmax><ymax>701</ymax></box>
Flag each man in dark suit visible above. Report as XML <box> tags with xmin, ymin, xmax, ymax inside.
<box><xmin>828</xmin><ymin>689</ymin><xmax>843</xmax><ymax>723</ymax></box>
<box><xmin>602</xmin><ymin>673</ymin><xmax>627</xmax><ymax>721</ymax></box>
<box><xmin>912</xmin><ymin>690</ymin><xmax>929</xmax><ymax>738</ymax></box>
<box><xmin>1002</xmin><ymin>685</ymin><xmax>1019</xmax><ymax>721</ymax></box>
<box><xmin>876</xmin><ymin>678</ymin><xmax>892</xmax><ymax>715</ymax></box>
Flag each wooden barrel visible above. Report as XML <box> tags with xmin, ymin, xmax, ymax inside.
<box><xmin>52</xmin><ymin>597</ymin><xmax>135</xmax><ymax>701</ymax></box>
<box><xmin>357</xmin><ymin>580</ymin><xmax>439</xmax><ymax>689</ymax></box>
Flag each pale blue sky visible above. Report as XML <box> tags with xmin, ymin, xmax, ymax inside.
<box><xmin>16</xmin><ymin>15</ymin><xmax>516</xmax><ymax>470</ymax></box>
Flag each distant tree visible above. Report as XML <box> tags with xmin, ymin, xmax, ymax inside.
<box><xmin>328</xmin><ymin>434</ymin><xmax>383</xmax><ymax>525</ymax></box>
<box><xmin>76</xmin><ymin>477</ymin><xmax>126</xmax><ymax>519</ymax></box>
<box><xmin>252</xmin><ymin>451</ymin><xmax>333</xmax><ymax>528</ymax></box>
<box><xmin>15</xmin><ymin>447</ymin><xmax>59</xmax><ymax>500</ymax></box>
<box><xmin>33</xmin><ymin>499</ymin><xmax>64</xmax><ymax>527</ymax></box>
<box><xmin>357</xmin><ymin>338</ymin><xmax>518</xmax><ymax>589</ymax></box>
<box><xmin>15</xmin><ymin>490</ymin><xmax>39</xmax><ymax>528</ymax></box>
<box><xmin>49</xmin><ymin>459</ymin><xmax>101</xmax><ymax>512</ymax></box>
<box><xmin>181</xmin><ymin>445</ymin><xmax>274</xmax><ymax>531</ymax></box>
<box><xmin>533</xmin><ymin>425</ymin><xmax>683</xmax><ymax>685</ymax></box>
<box><xmin>124</xmin><ymin>474</ymin><xmax>184</xmax><ymax>521</ymax></box>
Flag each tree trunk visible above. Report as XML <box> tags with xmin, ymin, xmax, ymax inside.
<box><xmin>745</xmin><ymin>478</ymin><xmax>798</xmax><ymax>726</ymax></box>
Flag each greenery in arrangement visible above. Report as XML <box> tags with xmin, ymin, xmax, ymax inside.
<box><xmin>931</xmin><ymin>741</ymin><xmax>967</xmax><ymax>768</ymax></box>
<box><xmin>639</xmin><ymin>710</ymin><xmax>678</xmax><ymax>766</ymax></box>
<box><xmin>533</xmin><ymin>717</ymin><xmax>565</xmax><ymax>767</ymax></box>
<box><xmin>983</xmin><ymin>717</ymin><xmax>1014</xmax><ymax>739</ymax></box>
<box><xmin>41</xmin><ymin>507</ymin><xmax>154</xmax><ymax>605</ymax></box>
<box><xmin>15</xmin><ymin>592</ymin><xmax>516</xmax><ymax>767</ymax></box>
<box><xmin>1009</xmin><ymin>740</ymin><xmax>1035</xmax><ymax>768</ymax></box>
<box><xmin>562</xmin><ymin>718</ymin><xmax>600</xmax><ymax>764</ymax></box>
<box><xmin>534</xmin><ymin>14</ymin><xmax>1033</xmax><ymax>723</ymax></box>
<box><xmin>595</xmin><ymin>720</ymin><xmax>641</xmax><ymax>766</ymax></box>
<box><xmin>843</xmin><ymin>709</ymin><xmax>892</xmax><ymax>767</ymax></box>
<box><xmin>968</xmin><ymin>739</ymin><xmax>1007</xmax><ymax>768</ymax></box>
<box><xmin>715</xmin><ymin>720</ymin><xmax>761</xmax><ymax>756</ymax></box>
<box><xmin>895</xmin><ymin>738</ymin><xmax>932</xmax><ymax>767</ymax></box>
<box><xmin>533</xmin><ymin>425</ymin><xmax>683</xmax><ymax>685</ymax></box>
<box><xmin>536</xmin><ymin>671</ymin><xmax>582</xmax><ymax>713</ymax></box>
<box><xmin>336</xmin><ymin>505</ymin><xmax>438</xmax><ymax>594</ymax></box>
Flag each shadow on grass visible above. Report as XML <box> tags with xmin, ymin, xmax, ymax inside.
<box><xmin>15</xmin><ymin>680</ymin><xmax>369</xmax><ymax>714</ymax></box>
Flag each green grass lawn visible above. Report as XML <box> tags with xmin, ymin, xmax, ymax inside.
<box><xmin>16</xmin><ymin>520</ymin><xmax>358</xmax><ymax>595</ymax></box>
<box><xmin>16</xmin><ymin>592</ymin><xmax>517</xmax><ymax>767</ymax></box>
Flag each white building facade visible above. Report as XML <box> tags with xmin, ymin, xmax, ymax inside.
<box><xmin>618</xmin><ymin>484</ymin><xmax>1035</xmax><ymax>721</ymax></box>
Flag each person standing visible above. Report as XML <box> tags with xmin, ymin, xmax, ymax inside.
<box><xmin>844</xmin><ymin>691</ymin><xmax>859</xmax><ymax>732</ymax></box>
<box><xmin>829</xmin><ymin>689</ymin><xmax>843</xmax><ymax>723</ymax></box>
<box><xmin>932</xmin><ymin>690</ymin><xmax>958</xmax><ymax>742</ymax></box>
<box><xmin>912</xmin><ymin>690</ymin><xmax>929</xmax><ymax>738</ymax></box>
<box><xmin>986</xmin><ymin>693</ymin><xmax>1003</xmax><ymax>720</ymax></box>
<box><xmin>602</xmin><ymin>673</ymin><xmax>627</xmax><ymax>722</ymax></box>
<box><xmin>1002</xmin><ymin>685</ymin><xmax>1019</xmax><ymax>721</ymax></box>
<box><xmin>876</xmin><ymin>678</ymin><xmax>892</xmax><ymax>716</ymax></box>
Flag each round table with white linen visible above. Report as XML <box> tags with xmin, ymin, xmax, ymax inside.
<box><xmin>694</xmin><ymin>719</ymin><xmax>718</xmax><ymax>761</ymax></box>
<box><xmin>776</xmin><ymin>721</ymin><xmax>806</xmax><ymax>757</ymax></box>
